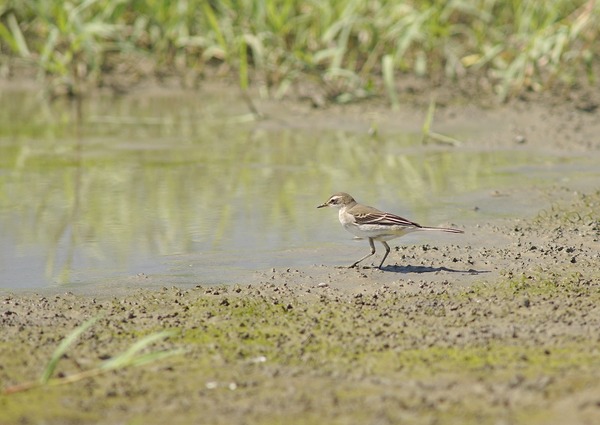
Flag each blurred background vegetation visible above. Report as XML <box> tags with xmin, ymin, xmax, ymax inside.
<box><xmin>0</xmin><ymin>0</ymin><xmax>597</xmax><ymax>101</ymax></box>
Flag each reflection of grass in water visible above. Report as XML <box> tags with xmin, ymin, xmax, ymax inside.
<box><xmin>0</xmin><ymin>92</ymin><xmax>546</xmax><ymax>282</ymax></box>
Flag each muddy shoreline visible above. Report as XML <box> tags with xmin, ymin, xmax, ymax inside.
<box><xmin>1</xmin><ymin>87</ymin><xmax>600</xmax><ymax>424</ymax></box>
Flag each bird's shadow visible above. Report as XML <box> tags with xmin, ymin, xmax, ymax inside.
<box><xmin>369</xmin><ymin>264</ymin><xmax>489</xmax><ymax>275</ymax></box>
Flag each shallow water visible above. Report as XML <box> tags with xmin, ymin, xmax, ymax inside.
<box><xmin>0</xmin><ymin>88</ymin><xmax>598</xmax><ymax>290</ymax></box>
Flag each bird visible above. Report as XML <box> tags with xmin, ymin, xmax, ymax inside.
<box><xmin>317</xmin><ymin>192</ymin><xmax>464</xmax><ymax>269</ymax></box>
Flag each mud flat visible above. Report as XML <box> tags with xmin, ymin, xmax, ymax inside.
<box><xmin>2</xmin><ymin>86</ymin><xmax>600</xmax><ymax>424</ymax></box>
<box><xmin>1</xmin><ymin>183</ymin><xmax>599</xmax><ymax>424</ymax></box>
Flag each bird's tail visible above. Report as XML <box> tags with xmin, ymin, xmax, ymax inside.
<box><xmin>420</xmin><ymin>226</ymin><xmax>464</xmax><ymax>234</ymax></box>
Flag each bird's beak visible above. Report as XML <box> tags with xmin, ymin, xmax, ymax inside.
<box><xmin>317</xmin><ymin>202</ymin><xmax>328</xmax><ymax>209</ymax></box>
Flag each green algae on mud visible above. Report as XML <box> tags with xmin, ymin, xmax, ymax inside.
<box><xmin>2</xmin><ymin>268</ymin><xmax>600</xmax><ymax>425</ymax></box>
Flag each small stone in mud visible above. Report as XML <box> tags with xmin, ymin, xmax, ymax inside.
<box><xmin>317</xmin><ymin>282</ymin><xmax>329</xmax><ymax>288</ymax></box>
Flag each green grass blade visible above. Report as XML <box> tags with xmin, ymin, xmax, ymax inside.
<box><xmin>116</xmin><ymin>347</ymin><xmax>187</xmax><ymax>368</ymax></box>
<box><xmin>382</xmin><ymin>54</ymin><xmax>399</xmax><ymax>109</ymax></box>
<box><xmin>6</xmin><ymin>13</ymin><xmax>30</xmax><ymax>57</ymax></box>
<box><xmin>100</xmin><ymin>330</ymin><xmax>177</xmax><ymax>370</ymax></box>
<box><xmin>40</xmin><ymin>316</ymin><xmax>100</xmax><ymax>384</ymax></box>
<box><xmin>239</xmin><ymin>36</ymin><xmax>249</xmax><ymax>91</ymax></box>
<box><xmin>422</xmin><ymin>96</ymin><xmax>436</xmax><ymax>141</ymax></box>
<box><xmin>40</xmin><ymin>27</ymin><xmax>59</xmax><ymax>66</ymax></box>
<box><xmin>202</xmin><ymin>2</ymin><xmax>228</xmax><ymax>56</ymax></box>
<box><xmin>0</xmin><ymin>22</ymin><xmax>17</xmax><ymax>53</ymax></box>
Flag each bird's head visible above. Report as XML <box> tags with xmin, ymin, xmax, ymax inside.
<box><xmin>317</xmin><ymin>192</ymin><xmax>356</xmax><ymax>209</ymax></box>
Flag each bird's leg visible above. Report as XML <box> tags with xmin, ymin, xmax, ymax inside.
<box><xmin>350</xmin><ymin>238</ymin><xmax>376</xmax><ymax>268</ymax></box>
<box><xmin>378</xmin><ymin>241</ymin><xmax>391</xmax><ymax>269</ymax></box>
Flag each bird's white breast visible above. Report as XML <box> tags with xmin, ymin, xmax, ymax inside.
<box><xmin>338</xmin><ymin>208</ymin><xmax>368</xmax><ymax>238</ymax></box>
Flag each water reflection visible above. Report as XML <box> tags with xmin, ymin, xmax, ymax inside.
<box><xmin>0</xmin><ymin>89</ymin><xmax>593</xmax><ymax>289</ymax></box>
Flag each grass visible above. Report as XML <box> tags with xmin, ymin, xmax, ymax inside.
<box><xmin>3</xmin><ymin>316</ymin><xmax>183</xmax><ymax>394</ymax></box>
<box><xmin>420</xmin><ymin>97</ymin><xmax>464</xmax><ymax>145</ymax></box>
<box><xmin>0</xmin><ymin>0</ymin><xmax>598</xmax><ymax>100</ymax></box>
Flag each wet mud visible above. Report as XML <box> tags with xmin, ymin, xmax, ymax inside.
<box><xmin>1</xmin><ymin>89</ymin><xmax>600</xmax><ymax>424</ymax></box>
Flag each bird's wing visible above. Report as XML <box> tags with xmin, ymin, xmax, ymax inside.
<box><xmin>354</xmin><ymin>211</ymin><xmax>422</xmax><ymax>228</ymax></box>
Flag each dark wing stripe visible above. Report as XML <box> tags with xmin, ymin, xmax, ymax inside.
<box><xmin>355</xmin><ymin>212</ymin><xmax>421</xmax><ymax>228</ymax></box>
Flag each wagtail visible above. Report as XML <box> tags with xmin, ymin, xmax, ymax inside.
<box><xmin>318</xmin><ymin>192</ymin><xmax>464</xmax><ymax>269</ymax></box>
